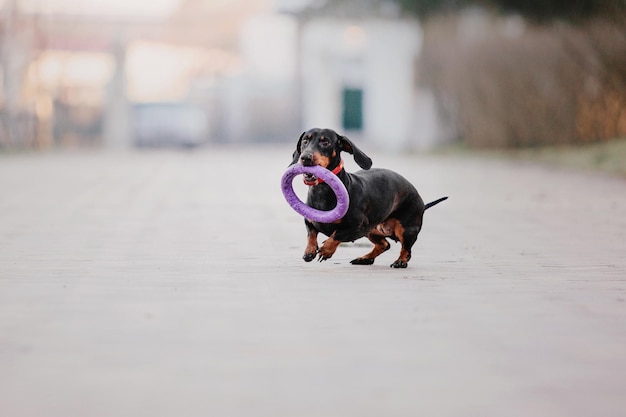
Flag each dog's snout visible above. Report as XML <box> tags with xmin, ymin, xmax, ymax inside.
<box><xmin>300</xmin><ymin>153</ymin><xmax>314</xmax><ymax>166</ymax></box>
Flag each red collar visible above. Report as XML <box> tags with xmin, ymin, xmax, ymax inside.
<box><xmin>303</xmin><ymin>160</ymin><xmax>344</xmax><ymax>186</ymax></box>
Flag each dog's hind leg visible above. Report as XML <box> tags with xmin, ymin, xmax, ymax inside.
<box><xmin>390</xmin><ymin>221</ymin><xmax>422</xmax><ymax>269</ymax></box>
<box><xmin>350</xmin><ymin>230</ymin><xmax>391</xmax><ymax>265</ymax></box>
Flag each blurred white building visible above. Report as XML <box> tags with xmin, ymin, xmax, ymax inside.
<box><xmin>225</xmin><ymin>10</ymin><xmax>442</xmax><ymax>149</ymax></box>
<box><xmin>274</xmin><ymin>0</ymin><xmax>443</xmax><ymax>149</ymax></box>
<box><xmin>300</xmin><ymin>18</ymin><xmax>425</xmax><ymax>150</ymax></box>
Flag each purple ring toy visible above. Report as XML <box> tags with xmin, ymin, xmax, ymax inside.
<box><xmin>281</xmin><ymin>164</ymin><xmax>349</xmax><ymax>223</ymax></box>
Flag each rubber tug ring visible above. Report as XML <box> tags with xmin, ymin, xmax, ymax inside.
<box><xmin>281</xmin><ymin>164</ymin><xmax>350</xmax><ymax>223</ymax></box>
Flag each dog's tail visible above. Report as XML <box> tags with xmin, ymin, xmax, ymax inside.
<box><xmin>424</xmin><ymin>196</ymin><xmax>448</xmax><ymax>210</ymax></box>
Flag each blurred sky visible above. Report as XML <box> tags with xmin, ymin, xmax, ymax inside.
<box><xmin>7</xmin><ymin>0</ymin><xmax>181</xmax><ymax>18</ymax></box>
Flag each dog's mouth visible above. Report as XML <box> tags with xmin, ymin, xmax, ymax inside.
<box><xmin>303</xmin><ymin>173</ymin><xmax>318</xmax><ymax>183</ymax></box>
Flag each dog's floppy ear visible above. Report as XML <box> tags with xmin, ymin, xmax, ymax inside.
<box><xmin>289</xmin><ymin>131</ymin><xmax>306</xmax><ymax>166</ymax></box>
<box><xmin>338</xmin><ymin>135</ymin><xmax>372</xmax><ymax>170</ymax></box>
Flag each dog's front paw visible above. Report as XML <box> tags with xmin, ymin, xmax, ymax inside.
<box><xmin>317</xmin><ymin>238</ymin><xmax>340</xmax><ymax>262</ymax></box>
<box><xmin>303</xmin><ymin>252</ymin><xmax>316</xmax><ymax>262</ymax></box>
<box><xmin>317</xmin><ymin>251</ymin><xmax>333</xmax><ymax>262</ymax></box>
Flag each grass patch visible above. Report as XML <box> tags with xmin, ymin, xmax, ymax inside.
<box><xmin>433</xmin><ymin>138</ymin><xmax>626</xmax><ymax>177</ymax></box>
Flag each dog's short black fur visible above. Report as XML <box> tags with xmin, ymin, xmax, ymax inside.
<box><xmin>290</xmin><ymin>128</ymin><xmax>448</xmax><ymax>268</ymax></box>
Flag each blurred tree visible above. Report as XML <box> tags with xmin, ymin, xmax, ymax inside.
<box><xmin>394</xmin><ymin>0</ymin><xmax>623</xmax><ymax>20</ymax></box>
<box><xmin>493</xmin><ymin>0</ymin><xmax>597</xmax><ymax>20</ymax></box>
<box><xmin>395</xmin><ymin>0</ymin><xmax>481</xmax><ymax>18</ymax></box>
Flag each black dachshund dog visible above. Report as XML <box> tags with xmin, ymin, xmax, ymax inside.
<box><xmin>290</xmin><ymin>128</ymin><xmax>448</xmax><ymax>268</ymax></box>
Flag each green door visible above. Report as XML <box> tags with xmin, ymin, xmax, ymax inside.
<box><xmin>342</xmin><ymin>88</ymin><xmax>363</xmax><ymax>131</ymax></box>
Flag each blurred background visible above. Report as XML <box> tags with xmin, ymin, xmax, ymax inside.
<box><xmin>0</xmin><ymin>0</ymin><xmax>624</xmax><ymax>151</ymax></box>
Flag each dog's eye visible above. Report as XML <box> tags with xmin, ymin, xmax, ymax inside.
<box><xmin>319</xmin><ymin>139</ymin><xmax>330</xmax><ymax>147</ymax></box>
<box><xmin>301</xmin><ymin>139</ymin><xmax>309</xmax><ymax>146</ymax></box>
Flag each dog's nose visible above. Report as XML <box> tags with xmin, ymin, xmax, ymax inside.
<box><xmin>300</xmin><ymin>154</ymin><xmax>314</xmax><ymax>165</ymax></box>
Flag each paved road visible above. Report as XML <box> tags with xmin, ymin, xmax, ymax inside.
<box><xmin>1</xmin><ymin>145</ymin><xmax>625</xmax><ymax>417</ymax></box>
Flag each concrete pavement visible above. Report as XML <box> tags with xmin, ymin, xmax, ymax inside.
<box><xmin>1</xmin><ymin>145</ymin><xmax>625</xmax><ymax>417</ymax></box>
